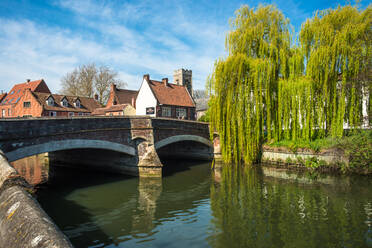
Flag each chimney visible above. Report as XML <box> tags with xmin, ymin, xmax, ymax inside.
<box><xmin>94</xmin><ymin>94</ymin><xmax>98</xmax><ymax>101</ymax></box>
<box><xmin>26</xmin><ymin>79</ymin><xmax>31</xmax><ymax>83</ymax></box>
<box><xmin>162</xmin><ymin>78</ymin><xmax>168</xmax><ymax>86</ymax></box>
<box><xmin>143</xmin><ymin>74</ymin><xmax>150</xmax><ymax>82</ymax></box>
<box><xmin>110</xmin><ymin>83</ymin><xmax>116</xmax><ymax>92</ymax></box>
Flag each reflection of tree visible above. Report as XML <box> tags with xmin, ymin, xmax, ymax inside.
<box><xmin>209</xmin><ymin>166</ymin><xmax>370</xmax><ymax>248</ymax></box>
<box><xmin>132</xmin><ymin>178</ymin><xmax>162</xmax><ymax>236</ymax></box>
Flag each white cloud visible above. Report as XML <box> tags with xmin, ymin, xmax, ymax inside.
<box><xmin>0</xmin><ymin>0</ymin><xmax>230</xmax><ymax>94</ymax></box>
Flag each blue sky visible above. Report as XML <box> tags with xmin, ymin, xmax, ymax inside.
<box><xmin>0</xmin><ymin>0</ymin><xmax>369</xmax><ymax>93</ymax></box>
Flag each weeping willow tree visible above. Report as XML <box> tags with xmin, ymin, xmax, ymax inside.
<box><xmin>300</xmin><ymin>5</ymin><xmax>371</xmax><ymax>137</ymax></box>
<box><xmin>208</xmin><ymin>4</ymin><xmax>371</xmax><ymax>164</ymax></box>
<box><xmin>207</xmin><ymin>5</ymin><xmax>291</xmax><ymax>164</ymax></box>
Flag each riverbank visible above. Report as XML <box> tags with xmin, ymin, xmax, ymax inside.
<box><xmin>262</xmin><ymin>130</ymin><xmax>372</xmax><ymax>175</ymax></box>
<box><xmin>0</xmin><ymin>150</ymin><xmax>72</xmax><ymax>247</ymax></box>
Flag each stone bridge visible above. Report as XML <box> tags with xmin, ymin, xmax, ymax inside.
<box><xmin>0</xmin><ymin>116</ymin><xmax>214</xmax><ymax>177</ymax></box>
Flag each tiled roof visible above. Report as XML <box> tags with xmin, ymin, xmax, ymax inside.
<box><xmin>32</xmin><ymin>92</ymin><xmax>101</xmax><ymax>113</ymax></box>
<box><xmin>115</xmin><ymin>89</ymin><xmax>138</xmax><ymax>105</ymax></box>
<box><xmin>92</xmin><ymin>104</ymin><xmax>130</xmax><ymax>115</ymax></box>
<box><xmin>148</xmin><ymin>80</ymin><xmax>195</xmax><ymax>107</ymax></box>
<box><xmin>1</xmin><ymin>79</ymin><xmax>50</xmax><ymax>106</ymax></box>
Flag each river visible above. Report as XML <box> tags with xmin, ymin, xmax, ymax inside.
<box><xmin>36</xmin><ymin>161</ymin><xmax>372</xmax><ymax>248</ymax></box>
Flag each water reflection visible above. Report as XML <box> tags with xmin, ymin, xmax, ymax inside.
<box><xmin>36</xmin><ymin>162</ymin><xmax>371</xmax><ymax>248</ymax></box>
<box><xmin>209</xmin><ymin>165</ymin><xmax>372</xmax><ymax>248</ymax></box>
<box><xmin>132</xmin><ymin>178</ymin><xmax>162</xmax><ymax>236</ymax></box>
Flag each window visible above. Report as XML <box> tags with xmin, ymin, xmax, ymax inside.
<box><xmin>75</xmin><ymin>100</ymin><xmax>81</xmax><ymax>108</ymax></box>
<box><xmin>15</xmin><ymin>97</ymin><xmax>21</xmax><ymax>104</ymax></box>
<box><xmin>1</xmin><ymin>109</ymin><xmax>5</xmax><ymax>117</ymax></box>
<box><xmin>176</xmin><ymin>108</ymin><xmax>187</xmax><ymax>118</ymax></box>
<box><xmin>8</xmin><ymin>109</ymin><xmax>11</xmax><ymax>116</ymax></box>
<box><xmin>78</xmin><ymin>112</ymin><xmax>83</xmax><ymax>116</ymax></box>
<box><xmin>23</xmin><ymin>115</ymin><xmax>32</xmax><ymax>118</ymax></box>
<box><xmin>68</xmin><ymin>112</ymin><xmax>74</xmax><ymax>117</ymax></box>
<box><xmin>10</xmin><ymin>90</ymin><xmax>14</xmax><ymax>95</ymax></box>
<box><xmin>23</xmin><ymin>102</ymin><xmax>31</xmax><ymax>108</ymax></box>
<box><xmin>49</xmin><ymin>111</ymin><xmax>57</xmax><ymax>117</ymax></box>
<box><xmin>47</xmin><ymin>97</ymin><xmax>54</xmax><ymax>106</ymax></box>
<box><xmin>61</xmin><ymin>98</ymin><xmax>68</xmax><ymax>107</ymax></box>
<box><xmin>162</xmin><ymin>106</ymin><xmax>171</xmax><ymax>117</ymax></box>
<box><xmin>8</xmin><ymin>98</ymin><xmax>13</xmax><ymax>104</ymax></box>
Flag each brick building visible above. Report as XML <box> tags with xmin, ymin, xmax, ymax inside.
<box><xmin>0</xmin><ymin>79</ymin><xmax>51</xmax><ymax>118</ymax></box>
<box><xmin>136</xmin><ymin>69</ymin><xmax>196</xmax><ymax>120</ymax></box>
<box><xmin>0</xmin><ymin>79</ymin><xmax>100</xmax><ymax>118</ymax></box>
<box><xmin>92</xmin><ymin>83</ymin><xmax>138</xmax><ymax>116</ymax></box>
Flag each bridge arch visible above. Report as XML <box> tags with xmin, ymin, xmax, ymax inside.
<box><xmin>155</xmin><ymin>135</ymin><xmax>213</xmax><ymax>150</ymax></box>
<box><xmin>6</xmin><ymin>139</ymin><xmax>136</xmax><ymax>162</ymax></box>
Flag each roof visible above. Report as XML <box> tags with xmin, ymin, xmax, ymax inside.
<box><xmin>32</xmin><ymin>92</ymin><xmax>101</xmax><ymax>113</ymax></box>
<box><xmin>91</xmin><ymin>104</ymin><xmax>130</xmax><ymax>115</ymax></box>
<box><xmin>1</xmin><ymin>79</ymin><xmax>50</xmax><ymax>106</ymax></box>
<box><xmin>147</xmin><ymin>80</ymin><xmax>195</xmax><ymax>107</ymax></box>
<box><xmin>0</xmin><ymin>93</ymin><xmax>7</xmax><ymax>102</ymax></box>
<box><xmin>114</xmin><ymin>89</ymin><xmax>138</xmax><ymax>105</ymax></box>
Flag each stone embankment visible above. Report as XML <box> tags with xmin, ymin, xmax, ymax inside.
<box><xmin>0</xmin><ymin>150</ymin><xmax>72</xmax><ymax>248</ymax></box>
<box><xmin>261</xmin><ymin>145</ymin><xmax>352</xmax><ymax>173</ymax></box>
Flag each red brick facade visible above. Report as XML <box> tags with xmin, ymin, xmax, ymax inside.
<box><xmin>0</xmin><ymin>79</ymin><xmax>100</xmax><ymax>118</ymax></box>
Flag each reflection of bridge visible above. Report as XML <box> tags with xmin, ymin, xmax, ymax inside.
<box><xmin>0</xmin><ymin>116</ymin><xmax>214</xmax><ymax>177</ymax></box>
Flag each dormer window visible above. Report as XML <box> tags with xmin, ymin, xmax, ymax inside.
<box><xmin>46</xmin><ymin>96</ymin><xmax>54</xmax><ymax>106</ymax></box>
<box><xmin>74</xmin><ymin>99</ymin><xmax>81</xmax><ymax>108</ymax></box>
<box><xmin>61</xmin><ymin>98</ymin><xmax>68</xmax><ymax>107</ymax></box>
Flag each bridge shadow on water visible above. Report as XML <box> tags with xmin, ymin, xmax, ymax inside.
<box><xmin>36</xmin><ymin>163</ymin><xmax>136</xmax><ymax>247</ymax></box>
<box><xmin>35</xmin><ymin>152</ymin><xmax>212</xmax><ymax>247</ymax></box>
<box><xmin>160</xmin><ymin>158</ymin><xmax>211</xmax><ymax>177</ymax></box>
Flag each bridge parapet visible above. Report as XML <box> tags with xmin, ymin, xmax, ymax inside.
<box><xmin>0</xmin><ymin>116</ymin><xmax>214</xmax><ymax>178</ymax></box>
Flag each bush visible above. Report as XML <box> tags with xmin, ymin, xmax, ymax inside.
<box><xmin>337</xmin><ymin>130</ymin><xmax>372</xmax><ymax>170</ymax></box>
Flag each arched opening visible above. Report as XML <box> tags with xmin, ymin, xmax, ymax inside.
<box><xmin>7</xmin><ymin>140</ymin><xmax>137</xmax><ymax>186</ymax></box>
<box><xmin>155</xmin><ymin>135</ymin><xmax>213</xmax><ymax>176</ymax></box>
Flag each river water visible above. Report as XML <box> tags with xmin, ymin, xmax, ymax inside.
<box><xmin>36</xmin><ymin>161</ymin><xmax>372</xmax><ymax>248</ymax></box>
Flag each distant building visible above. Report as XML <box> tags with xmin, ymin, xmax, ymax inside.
<box><xmin>0</xmin><ymin>79</ymin><xmax>51</xmax><ymax>118</ymax></box>
<box><xmin>91</xmin><ymin>83</ymin><xmax>138</xmax><ymax>116</ymax></box>
<box><xmin>195</xmin><ymin>98</ymin><xmax>209</xmax><ymax>120</ymax></box>
<box><xmin>136</xmin><ymin>69</ymin><xmax>196</xmax><ymax>120</ymax></box>
<box><xmin>0</xmin><ymin>79</ymin><xmax>100</xmax><ymax>118</ymax></box>
<box><xmin>92</xmin><ymin>103</ymin><xmax>136</xmax><ymax>116</ymax></box>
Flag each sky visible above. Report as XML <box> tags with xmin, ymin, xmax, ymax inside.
<box><xmin>0</xmin><ymin>0</ymin><xmax>369</xmax><ymax>93</ymax></box>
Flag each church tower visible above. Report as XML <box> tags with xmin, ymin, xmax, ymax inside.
<box><xmin>173</xmin><ymin>69</ymin><xmax>193</xmax><ymax>97</ymax></box>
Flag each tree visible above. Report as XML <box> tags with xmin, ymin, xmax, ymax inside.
<box><xmin>208</xmin><ymin>4</ymin><xmax>371</xmax><ymax>165</ymax></box>
<box><xmin>300</xmin><ymin>5</ymin><xmax>371</xmax><ymax>137</ymax></box>
<box><xmin>193</xmin><ymin>89</ymin><xmax>207</xmax><ymax>99</ymax></box>
<box><xmin>60</xmin><ymin>64</ymin><xmax>126</xmax><ymax>105</ymax></box>
<box><xmin>94</xmin><ymin>66</ymin><xmax>126</xmax><ymax>105</ymax></box>
<box><xmin>207</xmin><ymin>4</ymin><xmax>291</xmax><ymax>164</ymax></box>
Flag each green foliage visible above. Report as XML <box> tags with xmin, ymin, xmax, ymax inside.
<box><xmin>304</xmin><ymin>157</ymin><xmax>321</xmax><ymax>169</ymax></box>
<box><xmin>207</xmin><ymin>5</ymin><xmax>291</xmax><ymax>164</ymax></box>
<box><xmin>207</xmin><ymin>4</ymin><xmax>371</xmax><ymax>165</ymax></box>
<box><xmin>198</xmin><ymin>109</ymin><xmax>211</xmax><ymax>122</ymax></box>
<box><xmin>285</xmin><ymin>157</ymin><xmax>293</xmax><ymax>164</ymax></box>
<box><xmin>338</xmin><ymin>129</ymin><xmax>372</xmax><ymax>170</ymax></box>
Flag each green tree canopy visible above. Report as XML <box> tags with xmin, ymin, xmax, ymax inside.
<box><xmin>208</xmin><ymin>4</ymin><xmax>371</xmax><ymax>164</ymax></box>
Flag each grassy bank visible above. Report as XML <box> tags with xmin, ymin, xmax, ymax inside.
<box><xmin>264</xmin><ymin>130</ymin><xmax>372</xmax><ymax>174</ymax></box>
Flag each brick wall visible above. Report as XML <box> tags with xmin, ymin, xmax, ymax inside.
<box><xmin>13</xmin><ymin>90</ymin><xmax>43</xmax><ymax>117</ymax></box>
